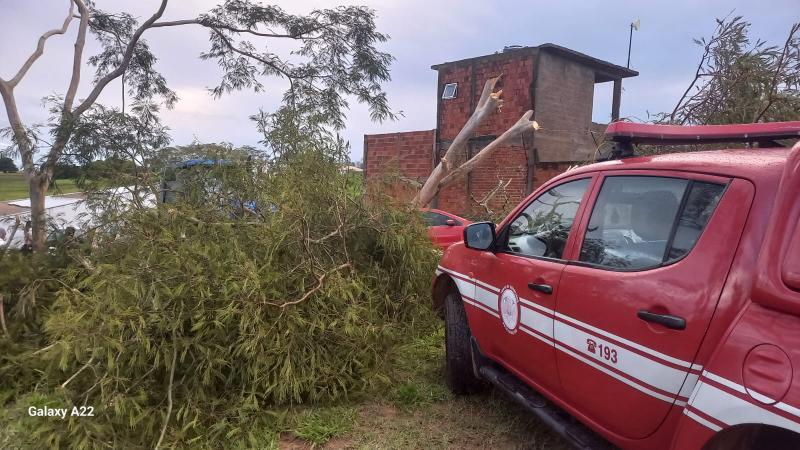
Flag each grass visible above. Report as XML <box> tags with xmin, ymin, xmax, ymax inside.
<box><xmin>233</xmin><ymin>326</ymin><xmax>567</xmax><ymax>450</ymax></box>
<box><xmin>292</xmin><ymin>407</ymin><xmax>359</xmax><ymax>445</ymax></box>
<box><xmin>345</xmin><ymin>393</ymin><xmax>567</xmax><ymax>449</ymax></box>
<box><xmin>0</xmin><ymin>173</ymin><xmax>80</xmax><ymax>202</ymax></box>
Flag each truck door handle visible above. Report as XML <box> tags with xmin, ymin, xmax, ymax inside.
<box><xmin>637</xmin><ymin>310</ymin><xmax>686</xmax><ymax>330</ymax></box>
<box><xmin>528</xmin><ymin>283</ymin><xmax>553</xmax><ymax>295</ymax></box>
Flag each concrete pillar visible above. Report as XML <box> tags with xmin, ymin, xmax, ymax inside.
<box><xmin>611</xmin><ymin>79</ymin><xmax>622</xmax><ymax>121</ymax></box>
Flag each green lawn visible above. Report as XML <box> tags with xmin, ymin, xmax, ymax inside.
<box><xmin>0</xmin><ymin>173</ymin><xmax>80</xmax><ymax>202</ymax></box>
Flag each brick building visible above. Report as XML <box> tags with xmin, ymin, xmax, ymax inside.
<box><xmin>364</xmin><ymin>43</ymin><xmax>638</xmax><ymax>217</ymax></box>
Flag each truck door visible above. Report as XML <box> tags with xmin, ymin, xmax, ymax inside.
<box><xmin>467</xmin><ymin>176</ymin><xmax>594</xmax><ymax>394</ymax></box>
<box><xmin>553</xmin><ymin>172</ymin><xmax>753</xmax><ymax>439</ymax></box>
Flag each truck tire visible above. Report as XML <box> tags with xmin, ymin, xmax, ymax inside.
<box><xmin>444</xmin><ymin>289</ymin><xmax>485</xmax><ymax>394</ymax></box>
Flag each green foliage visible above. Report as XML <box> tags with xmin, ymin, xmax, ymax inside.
<box><xmin>63</xmin><ymin>100</ymin><xmax>170</xmax><ymax>189</ymax></box>
<box><xmin>86</xmin><ymin>1</ymin><xmax>177</xmax><ymax>108</ymax></box>
<box><xmin>1</xmin><ymin>146</ymin><xmax>438</xmax><ymax>448</ymax></box>
<box><xmin>291</xmin><ymin>406</ymin><xmax>357</xmax><ymax>445</ymax></box>
<box><xmin>0</xmin><ymin>252</ymin><xmax>64</xmax><ymax>338</ymax></box>
<box><xmin>659</xmin><ymin>16</ymin><xmax>800</xmax><ymax>125</ymax></box>
<box><xmin>0</xmin><ymin>252</ymin><xmax>70</xmax><ymax>408</ymax></box>
<box><xmin>201</xmin><ymin>2</ymin><xmax>396</xmax><ymax>130</ymax></box>
<box><xmin>0</xmin><ymin>156</ymin><xmax>18</xmax><ymax>173</ymax></box>
<box><xmin>52</xmin><ymin>163</ymin><xmax>81</xmax><ymax>180</ymax></box>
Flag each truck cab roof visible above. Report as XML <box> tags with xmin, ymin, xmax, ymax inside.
<box><xmin>569</xmin><ymin>147</ymin><xmax>791</xmax><ymax>185</ymax></box>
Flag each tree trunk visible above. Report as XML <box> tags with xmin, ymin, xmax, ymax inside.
<box><xmin>412</xmin><ymin>77</ymin><xmax>504</xmax><ymax>208</ymax></box>
<box><xmin>28</xmin><ymin>174</ymin><xmax>49</xmax><ymax>252</ymax></box>
<box><xmin>412</xmin><ymin>76</ymin><xmax>538</xmax><ymax>208</ymax></box>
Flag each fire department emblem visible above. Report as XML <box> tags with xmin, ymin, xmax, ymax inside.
<box><xmin>499</xmin><ymin>286</ymin><xmax>520</xmax><ymax>334</ymax></box>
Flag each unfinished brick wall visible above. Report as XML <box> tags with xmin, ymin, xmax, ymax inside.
<box><xmin>435</xmin><ymin>50</ymin><xmax>534</xmax><ymax>217</ymax></box>
<box><xmin>364</xmin><ymin>130</ymin><xmax>435</xmax><ymax>201</ymax></box>
<box><xmin>532</xmin><ymin>50</ymin><xmax>597</xmax><ymax>162</ymax></box>
<box><xmin>531</xmin><ymin>162</ymin><xmax>576</xmax><ymax>191</ymax></box>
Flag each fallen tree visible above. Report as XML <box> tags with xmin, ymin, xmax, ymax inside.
<box><xmin>412</xmin><ymin>75</ymin><xmax>539</xmax><ymax>208</ymax></box>
<box><xmin>0</xmin><ymin>144</ymin><xmax>439</xmax><ymax>448</ymax></box>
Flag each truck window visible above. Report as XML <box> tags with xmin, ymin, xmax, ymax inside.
<box><xmin>503</xmin><ymin>178</ymin><xmax>590</xmax><ymax>259</ymax></box>
<box><xmin>783</xmin><ymin>221</ymin><xmax>800</xmax><ymax>291</ymax></box>
<box><xmin>666</xmin><ymin>181</ymin><xmax>726</xmax><ymax>261</ymax></box>
<box><xmin>422</xmin><ymin>211</ymin><xmax>460</xmax><ymax>226</ymax></box>
<box><xmin>579</xmin><ymin>176</ymin><xmax>724</xmax><ymax>270</ymax></box>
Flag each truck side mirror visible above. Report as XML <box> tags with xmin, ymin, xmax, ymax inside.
<box><xmin>464</xmin><ymin>222</ymin><xmax>496</xmax><ymax>251</ymax></box>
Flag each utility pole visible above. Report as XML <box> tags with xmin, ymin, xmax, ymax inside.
<box><xmin>627</xmin><ymin>19</ymin><xmax>640</xmax><ymax>68</ymax></box>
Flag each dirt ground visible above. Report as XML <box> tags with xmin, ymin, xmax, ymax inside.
<box><xmin>278</xmin><ymin>394</ymin><xmax>568</xmax><ymax>450</ymax></box>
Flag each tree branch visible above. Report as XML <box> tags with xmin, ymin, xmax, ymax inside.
<box><xmin>0</xmin><ymin>0</ymin><xmax>76</xmax><ymax>175</ymax></box>
<box><xmin>207</xmin><ymin>28</ymin><xmax>294</xmax><ymax>80</ymax></box>
<box><xmin>154</xmin><ymin>329</ymin><xmax>177</xmax><ymax>450</ymax></box>
<box><xmin>754</xmin><ymin>23</ymin><xmax>800</xmax><ymax>123</ymax></box>
<box><xmin>61</xmin><ymin>356</ymin><xmax>94</xmax><ymax>389</ymax></box>
<box><xmin>308</xmin><ymin>223</ymin><xmax>344</xmax><ymax>244</ymax></box>
<box><xmin>444</xmin><ymin>76</ymin><xmax>504</xmax><ymax>171</ymax></box>
<box><xmin>263</xmin><ymin>263</ymin><xmax>351</xmax><ymax>308</ymax></box>
<box><xmin>149</xmin><ymin>19</ymin><xmax>201</xmax><ymax>28</ymax></box>
<box><xmin>470</xmin><ymin>178</ymin><xmax>511</xmax><ymax>216</ymax></box>
<box><xmin>670</xmin><ymin>44</ymin><xmax>713</xmax><ymax>123</ymax></box>
<box><xmin>412</xmin><ymin>76</ymin><xmax>504</xmax><ymax>207</ymax></box>
<box><xmin>668</xmin><ymin>17</ymin><xmax>732</xmax><ymax>123</ymax></box>
<box><xmin>438</xmin><ymin>111</ymin><xmax>538</xmax><ymax>188</ymax></box>
<box><xmin>4</xmin><ymin>0</ymin><xmax>75</xmax><ymax>87</ymax></box>
<box><xmin>63</xmin><ymin>0</ymin><xmax>90</xmax><ymax>113</ymax></box>
<box><xmin>0</xmin><ymin>83</ymin><xmax>35</xmax><ymax>174</ymax></box>
<box><xmin>150</xmin><ymin>18</ymin><xmax>331</xmax><ymax>40</ymax></box>
<box><xmin>72</xmin><ymin>0</ymin><xmax>170</xmax><ymax>117</ymax></box>
<box><xmin>0</xmin><ymin>295</ymin><xmax>8</xmax><ymax>337</ymax></box>
<box><xmin>69</xmin><ymin>252</ymin><xmax>96</xmax><ymax>273</ymax></box>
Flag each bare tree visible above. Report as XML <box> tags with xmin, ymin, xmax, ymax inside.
<box><xmin>412</xmin><ymin>76</ymin><xmax>539</xmax><ymax>208</ymax></box>
<box><xmin>1</xmin><ymin>0</ymin><xmax>394</xmax><ymax>251</ymax></box>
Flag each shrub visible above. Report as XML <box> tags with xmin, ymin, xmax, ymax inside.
<box><xmin>2</xmin><ymin>149</ymin><xmax>438</xmax><ymax>448</ymax></box>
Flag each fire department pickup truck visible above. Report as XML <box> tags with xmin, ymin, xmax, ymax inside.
<box><xmin>432</xmin><ymin>121</ymin><xmax>800</xmax><ymax>449</ymax></box>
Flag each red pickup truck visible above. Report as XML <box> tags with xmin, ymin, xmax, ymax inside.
<box><xmin>432</xmin><ymin>121</ymin><xmax>800</xmax><ymax>449</ymax></box>
<box><xmin>422</xmin><ymin>208</ymin><xmax>471</xmax><ymax>250</ymax></box>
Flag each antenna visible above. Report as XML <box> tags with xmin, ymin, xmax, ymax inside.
<box><xmin>627</xmin><ymin>19</ymin><xmax>640</xmax><ymax>68</ymax></box>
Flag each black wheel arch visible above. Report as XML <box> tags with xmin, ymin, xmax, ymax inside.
<box><xmin>703</xmin><ymin>423</ymin><xmax>800</xmax><ymax>450</ymax></box>
<box><xmin>432</xmin><ymin>274</ymin><xmax>458</xmax><ymax>318</ymax></box>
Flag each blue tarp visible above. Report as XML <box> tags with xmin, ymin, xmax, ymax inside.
<box><xmin>174</xmin><ymin>159</ymin><xmax>232</xmax><ymax>169</ymax></box>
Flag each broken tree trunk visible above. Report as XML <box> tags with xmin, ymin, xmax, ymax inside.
<box><xmin>412</xmin><ymin>76</ymin><xmax>539</xmax><ymax>208</ymax></box>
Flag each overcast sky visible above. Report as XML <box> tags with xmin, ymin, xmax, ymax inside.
<box><xmin>1</xmin><ymin>0</ymin><xmax>797</xmax><ymax>162</ymax></box>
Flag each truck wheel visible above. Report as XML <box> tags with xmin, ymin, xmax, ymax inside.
<box><xmin>444</xmin><ymin>289</ymin><xmax>485</xmax><ymax>394</ymax></box>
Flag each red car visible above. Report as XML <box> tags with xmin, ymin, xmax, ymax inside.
<box><xmin>431</xmin><ymin>121</ymin><xmax>800</xmax><ymax>449</ymax></box>
<box><xmin>421</xmin><ymin>208</ymin><xmax>471</xmax><ymax>249</ymax></box>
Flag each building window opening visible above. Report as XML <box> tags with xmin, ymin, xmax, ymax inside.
<box><xmin>442</xmin><ymin>83</ymin><xmax>458</xmax><ymax>99</ymax></box>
